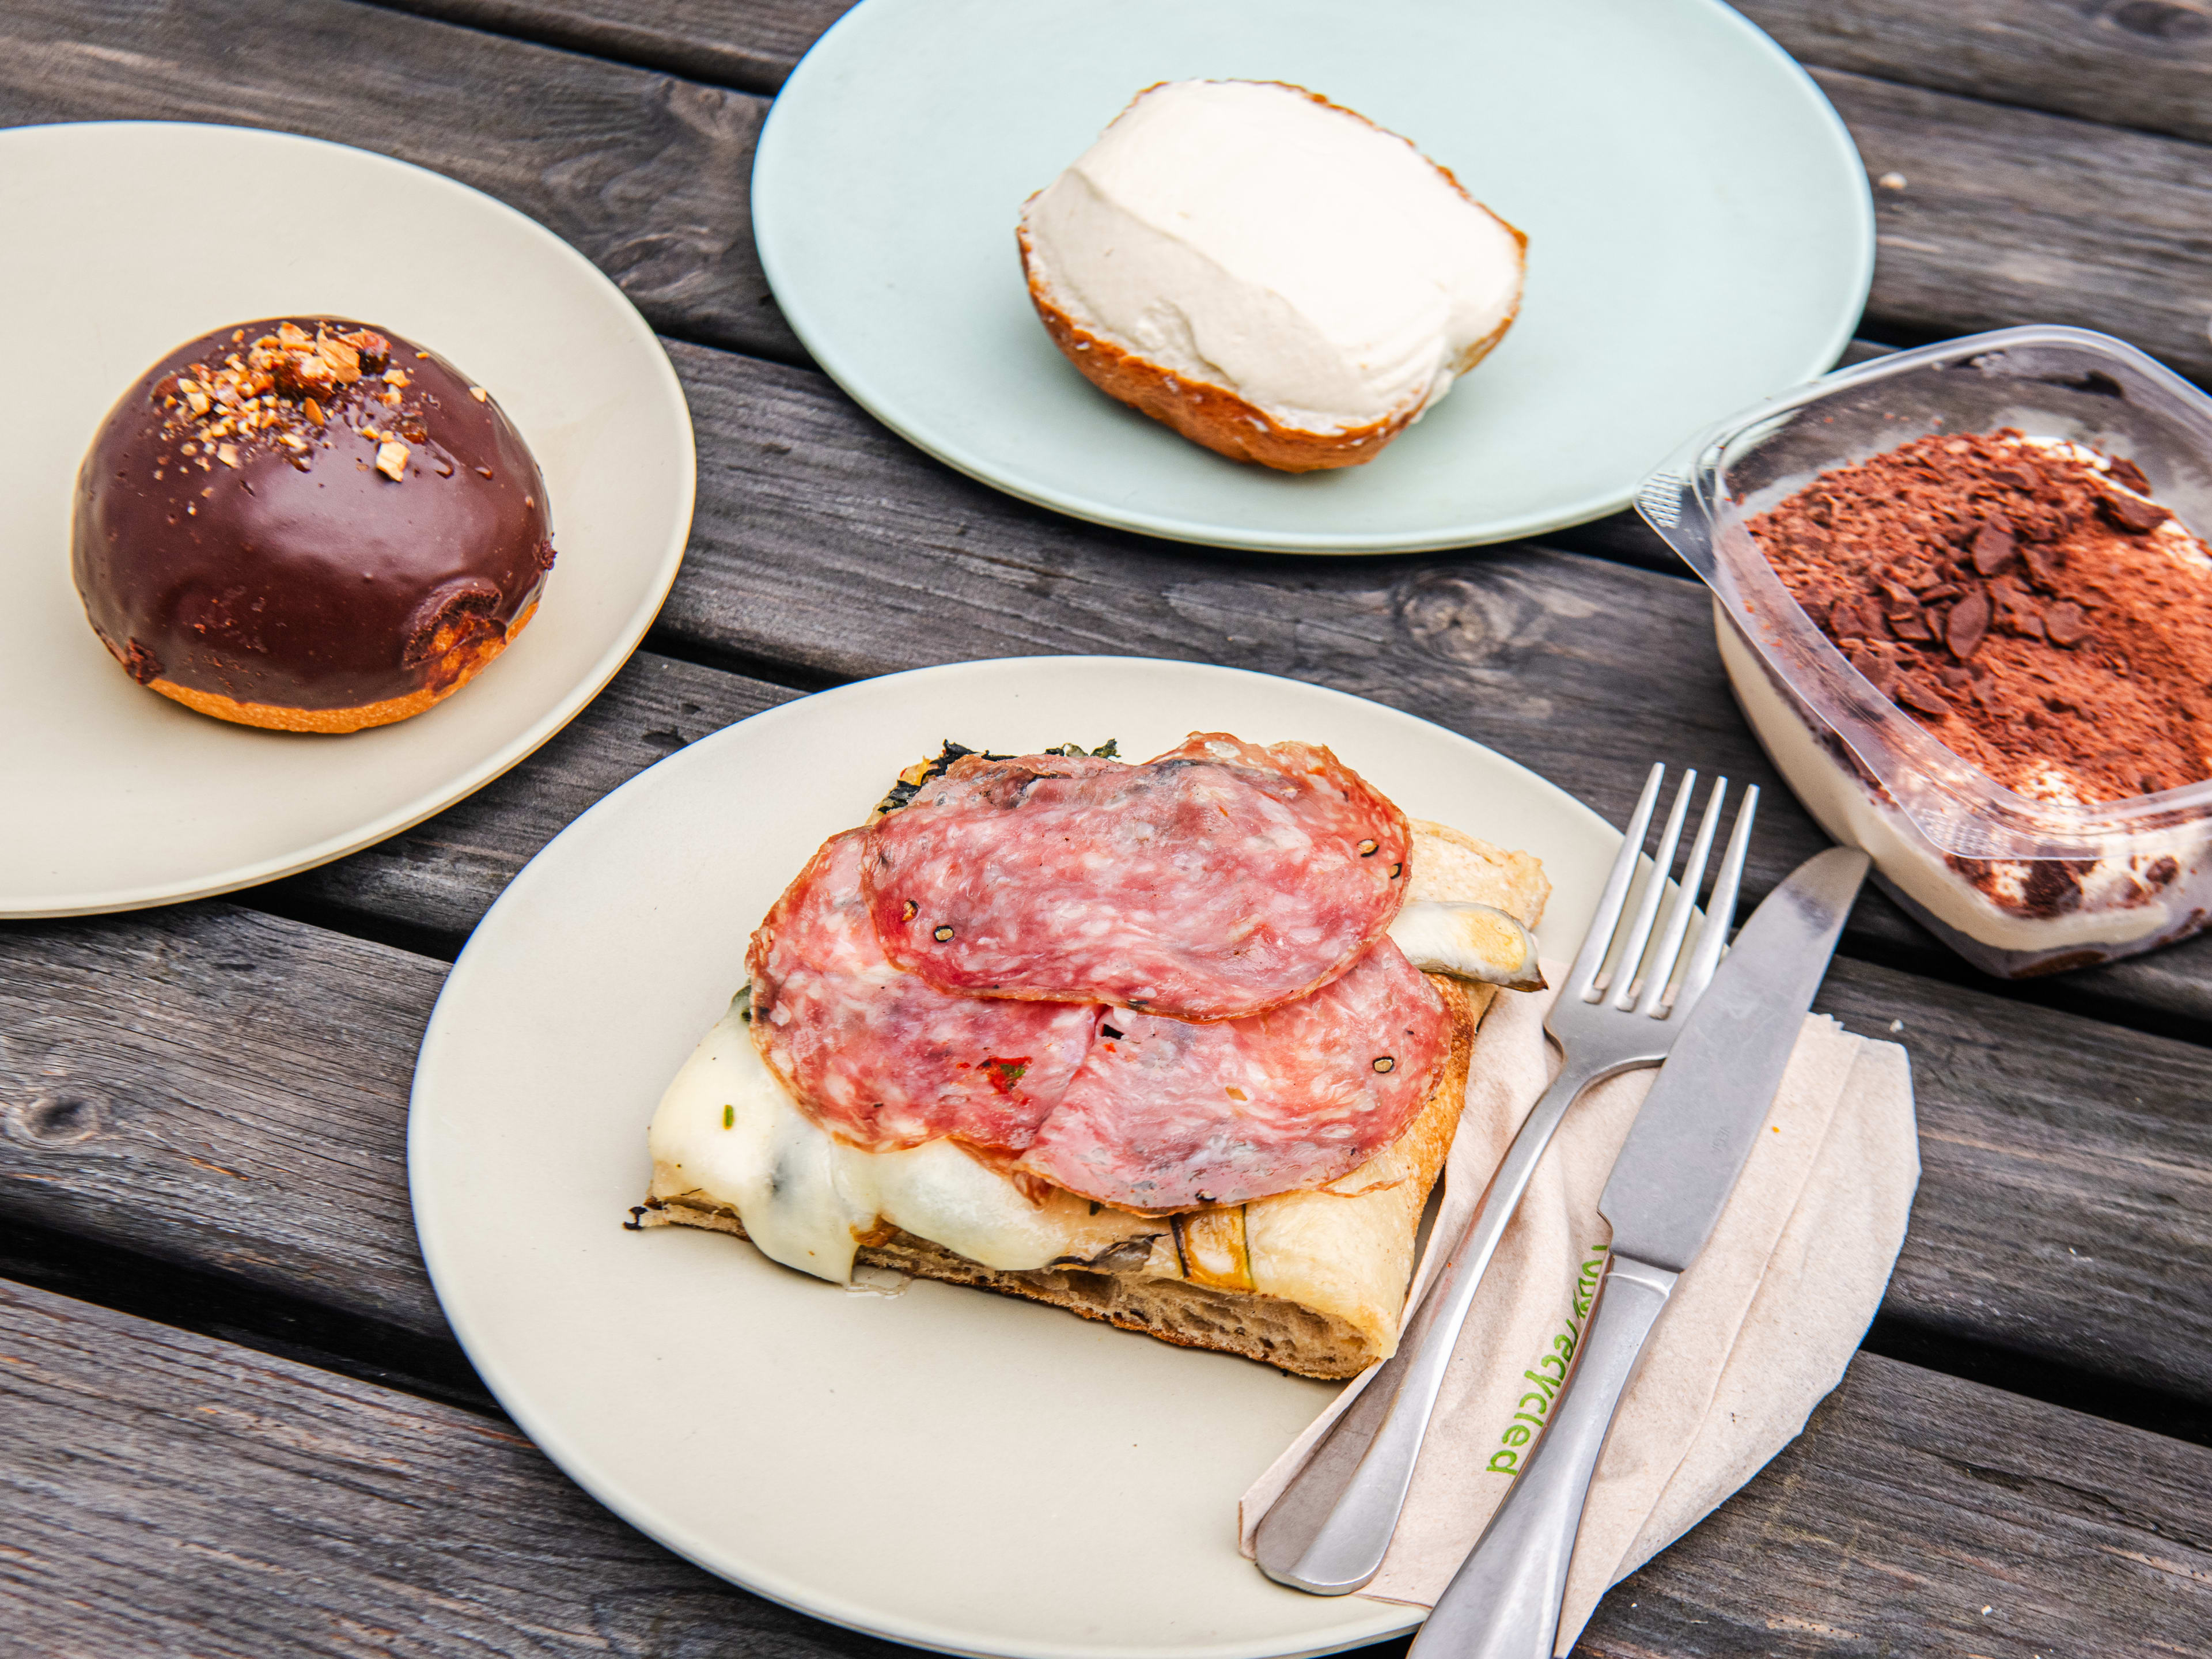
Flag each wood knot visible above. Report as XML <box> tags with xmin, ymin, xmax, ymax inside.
<box><xmin>9</xmin><ymin>1094</ymin><xmax>104</xmax><ymax>1146</ymax></box>
<box><xmin>2104</xmin><ymin>0</ymin><xmax>2209</xmax><ymax>42</ymax></box>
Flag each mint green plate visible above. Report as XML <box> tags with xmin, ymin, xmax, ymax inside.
<box><xmin>752</xmin><ymin>0</ymin><xmax>1872</xmax><ymax>554</ymax></box>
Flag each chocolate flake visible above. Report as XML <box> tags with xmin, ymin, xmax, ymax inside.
<box><xmin>2101</xmin><ymin>493</ymin><xmax>2171</xmax><ymax>535</ymax></box>
<box><xmin>1751</xmin><ymin>428</ymin><xmax>2212</xmax><ymax>805</ymax></box>
<box><xmin>1946</xmin><ymin>586</ymin><xmax>1991</xmax><ymax>660</ymax></box>
<box><xmin>2109</xmin><ymin>457</ymin><xmax>2152</xmax><ymax>494</ymax></box>
<box><xmin>1846</xmin><ymin>647</ymin><xmax>1899</xmax><ymax>694</ymax></box>
<box><xmin>1895</xmin><ymin>672</ymin><xmax>1953</xmax><ymax>715</ymax></box>
<box><xmin>1970</xmin><ymin>519</ymin><xmax>2016</xmax><ymax>575</ymax></box>
<box><xmin>2020</xmin><ymin>541</ymin><xmax>2066</xmax><ymax>589</ymax></box>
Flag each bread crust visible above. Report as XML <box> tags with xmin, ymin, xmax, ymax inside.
<box><xmin>141</xmin><ymin>601</ymin><xmax>536</xmax><ymax>734</ymax></box>
<box><xmin>1018</xmin><ymin>84</ymin><xmax>1526</xmax><ymax>474</ymax></box>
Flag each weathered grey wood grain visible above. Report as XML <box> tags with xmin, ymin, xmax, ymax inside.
<box><xmin>373</xmin><ymin>0</ymin><xmax>2212</xmax><ymax>161</ymax></box>
<box><xmin>1821</xmin><ymin>66</ymin><xmax>2212</xmax><ymax>386</ymax></box>
<box><xmin>1814</xmin><ymin>957</ymin><xmax>2212</xmax><ymax>1407</ymax></box>
<box><xmin>6</xmin><ymin>891</ymin><xmax>2209</xmax><ymax>1406</ymax></box>
<box><xmin>0</xmin><ymin>0</ymin><xmax>800</xmax><ymax>361</ymax></box>
<box><xmin>0</xmin><ymin>1279</ymin><xmax>902</xmax><ymax>1659</ymax></box>
<box><xmin>373</xmin><ymin>0</ymin><xmax>851</xmax><ymax>94</ymax></box>
<box><xmin>5</xmin><ymin>1278</ymin><xmax>2207</xmax><ymax>1658</ymax></box>
<box><xmin>1586</xmin><ymin>1342</ymin><xmax>2212</xmax><ymax>1657</ymax></box>
<box><xmin>1743</xmin><ymin>0</ymin><xmax>2212</xmax><ymax>149</ymax></box>
<box><xmin>16</xmin><ymin>0</ymin><xmax>2212</xmax><ymax>391</ymax></box>
<box><xmin>0</xmin><ymin>906</ymin><xmax>448</xmax><ymax>1336</ymax></box>
<box><xmin>652</xmin><ymin>340</ymin><xmax>2212</xmax><ymax>1032</ymax></box>
<box><xmin>277</xmin><ymin>650</ymin><xmax>801</xmax><ymax>942</ymax></box>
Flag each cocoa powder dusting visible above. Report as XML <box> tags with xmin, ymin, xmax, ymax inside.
<box><xmin>1750</xmin><ymin>429</ymin><xmax>2212</xmax><ymax>804</ymax></box>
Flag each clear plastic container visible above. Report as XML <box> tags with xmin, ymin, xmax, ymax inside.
<box><xmin>1636</xmin><ymin>326</ymin><xmax>2212</xmax><ymax>978</ymax></box>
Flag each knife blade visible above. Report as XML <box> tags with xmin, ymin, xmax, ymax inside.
<box><xmin>1406</xmin><ymin>843</ymin><xmax>1870</xmax><ymax>1659</ymax></box>
<box><xmin>1597</xmin><ymin>844</ymin><xmax>1871</xmax><ymax>1270</ymax></box>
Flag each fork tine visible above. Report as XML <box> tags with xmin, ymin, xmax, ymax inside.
<box><xmin>1566</xmin><ymin>763</ymin><xmax>1665</xmax><ymax>1000</ymax></box>
<box><xmin>1609</xmin><ymin>770</ymin><xmax>1695</xmax><ymax>1008</ymax></box>
<box><xmin>1675</xmin><ymin>784</ymin><xmax>1760</xmax><ymax>1010</ymax></box>
<box><xmin>1635</xmin><ymin>778</ymin><xmax>1727</xmax><ymax>1018</ymax></box>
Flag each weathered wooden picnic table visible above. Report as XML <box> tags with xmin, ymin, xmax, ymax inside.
<box><xmin>5</xmin><ymin>2</ymin><xmax>2212</xmax><ymax>1653</ymax></box>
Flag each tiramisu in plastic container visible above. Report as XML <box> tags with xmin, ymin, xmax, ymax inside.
<box><xmin>1637</xmin><ymin>327</ymin><xmax>2212</xmax><ymax>977</ymax></box>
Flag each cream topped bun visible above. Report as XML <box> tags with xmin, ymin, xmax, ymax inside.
<box><xmin>1018</xmin><ymin>79</ymin><xmax>1526</xmax><ymax>472</ymax></box>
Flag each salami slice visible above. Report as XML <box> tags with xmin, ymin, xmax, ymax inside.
<box><xmin>863</xmin><ymin>733</ymin><xmax>1411</xmax><ymax>1020</ymax></box>
<box><xmin>748</xmin><ymin>829</ymin><xmax>1101</xmax><ymax>1153</ymax></box>
<box><xmin>1014</xmin><ymin>941</ymin><xmax>1448</xmax><ymax>1210</ymax></box>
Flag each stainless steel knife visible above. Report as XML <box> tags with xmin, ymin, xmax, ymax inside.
<box><xmin>1406</xmin><ymin>844</ymin><xmax>1870</xmax><ymax>1659</ymax></box>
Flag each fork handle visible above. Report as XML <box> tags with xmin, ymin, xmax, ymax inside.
<box><xmin>1256</xmin><ymin>1052</ymin><xmax>1611</xmax><ymax>1594</ymax></box>
<box><xmin>1407</xmin><ymin>1254</ymin><xmax>1677</xmax><ymax>1659</ymax></box>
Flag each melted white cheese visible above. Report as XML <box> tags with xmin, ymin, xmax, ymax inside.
<box><xmin>1021</xmin><ymin>79</ymin><xmax>1523</xmax><ymax>435</ymax></box>
<box><xmin>648</xmin><ymin>994</ymin><xmax>1162</xmax><ymax>1284</ymax></box>
<box><xmin>1387</xmin><ymin>899</ymin><xmax>1541</xmax><ymax>986</ymax></box>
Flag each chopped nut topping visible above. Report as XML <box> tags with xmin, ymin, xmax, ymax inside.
<box><xmin>375</xmin><ymin>439</ymin><xmax>409</xmax><ymax>481</ymax></box>
<box><xmin>468</xmin><ymin>385</ymin><xmax>488</xmax><ymax>403</ymax></box>
<box><xmin>154</xmin><ymin>322</ymin><xmax>405</xmax><ymax>474</ymax></box>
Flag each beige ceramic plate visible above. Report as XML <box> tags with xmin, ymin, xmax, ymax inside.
<box><xmin>411</xmin><ymin>657</ymin><xmax>1617</xmax><ymax>1659</ymax></box>
<box><xmin>0</xmin><ymin>122</ymin><xmax>694</xmax><ymax>916</ymax></box>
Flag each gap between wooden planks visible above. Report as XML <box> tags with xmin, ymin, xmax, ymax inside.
<box><xmin>3</xmin><ymin>701</ymin><xmax>2209</xmax><ymax>1410</ymax></box>
<box><xmin>373</xmin><ymin>0</ymin><xmax>2212</xmax><ymax>154</ymax></box>
<box><xmin>6</xmin><ymin>0</ymin><xmax>2212</xmax><ymax>382</ymax></box>
<box><xmin>3</xmin><ymin>1274</ymin><xmax>2209</xmax><ymax>1657</ymax></box>
<box><xmin>639</xmin><ymin>339</ymin><xmax>2212</xmax><ymax>1039</ymax></box>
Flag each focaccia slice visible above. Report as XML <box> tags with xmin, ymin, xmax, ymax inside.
<box><xmin>642</xmin><ymin>821</ymin><xmax>1545</xmax><ymax>1379</ymax></box>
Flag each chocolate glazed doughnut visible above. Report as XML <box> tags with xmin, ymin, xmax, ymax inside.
<box><xmin>72</xmin><ymin>318</ymin><xmax>555</xmax><ymax>733</ymax></box>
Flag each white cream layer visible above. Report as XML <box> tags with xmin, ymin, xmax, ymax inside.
<box><xmin>1022</xmin><ymin>79</ymin><xmax>1522</xmax><ymax>434</ymax></box>
<box><xmin>1716</xmin><ymin>609</ymin><xmax>2177</xmax><ymax>950</ymax></box>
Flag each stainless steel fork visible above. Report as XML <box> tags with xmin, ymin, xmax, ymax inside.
<box><xmin>1253</xmin><ymin>763</ymin><xmax>1759</xmax><ymax>1595</ymax></box>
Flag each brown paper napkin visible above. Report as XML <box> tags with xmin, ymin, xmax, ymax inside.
<box><xmin>1238</xmin><ymin>972</ymin><xmax>1919</xmax><ymax>1653</ymax></box>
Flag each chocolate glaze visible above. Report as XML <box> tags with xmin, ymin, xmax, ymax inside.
<box><xmin>73</xmin><ymin>318</ymin><xmax>553</xmax><ymax>712</ymax></box>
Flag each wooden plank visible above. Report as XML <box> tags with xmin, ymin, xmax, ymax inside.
<box><xmin>1743</xmin><ymin>0</ymin><xmax>2212</xmax><ymax>150</ymax></box>
<box><xmin>14</xmin><ymin>0</ymin><xmax>2212</xmax><ymax>390</ymax></box>
<box><xmin>0</xmin><ymin>906</ymin><xmax>449</xmax><ymax>1338</ymax></box>
<box><xmin>6</xmin><ymin>891</ymin><xmax>2209</xmax><ymax>1408</ymax></box>
<box><xmin>1813</xmin><ymin>957</ymin><xmax>2212</xmax><ymax>1407</ymax></box>
<box><xmin>0</xmin><ymin>0</ymin><xmax>800</xmax><ymax>362</ymax></box>
<box><xmin>5</xmin><ymin>1278</ymin><xmax>2207</xmax><ymax>1657</ymax></box>
<box><xmin>1820</xmin><ymin>65</ymin><xmax>2212</xmax><ymax>387</ymax></box>
<box><xmin>0</xmin><ymin>1279</ymin><xmax>895</xmax><ymax>1659</ymax></box>
<box><xmin>654</xmin><ymin>339</ymin><xmax>2212</xmax><ymax>1032</ymax></box>
<box><xmin>377</xmin><ymin>0</ymin><xmax>2212</xmax><ymax>162</ymax></box>
<box><xmin>375</xmin><ymin>0</ymin><xmax>852</xmax><ymax>94</ymax></box>
<box><xmin>1589</xmin><ymin>1341</ymin><xmax>2212</xmax><ymax>1657</ymax></box>
<box><xmin>278</xmin><ymin>650</ymin><xmax>801</xmax><ymax>943</ymax></box>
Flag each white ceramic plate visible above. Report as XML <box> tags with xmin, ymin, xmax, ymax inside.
<box><xmin>411</xmin><ymin>657</ymin><xmax>1618</xmax><ymax>1659</ymax></box>
<box><xmin>0</xmin><ymin>122</ymin><xmax>694</xmax><ymax>916</ymax></box>
<box><xmin>751</xmin><ymin>0</ymin><xmax>1873</xmax><ymax>554</ymax></box>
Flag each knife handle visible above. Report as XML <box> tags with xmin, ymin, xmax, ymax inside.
<box><xmin>1407</xmin><ymin>1254</ymin><xmax>1677</xmax><ymax>1659</ymax></box>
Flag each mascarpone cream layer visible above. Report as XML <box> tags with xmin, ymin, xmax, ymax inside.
<box><xmin>1022</xmin><ymin>80</ymin><xmax>1522</xmax><ymax>435</ymax></box>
